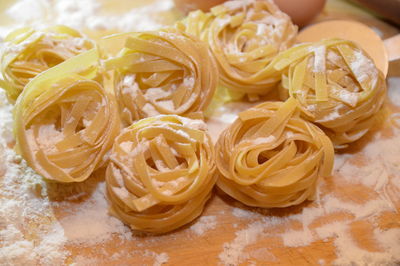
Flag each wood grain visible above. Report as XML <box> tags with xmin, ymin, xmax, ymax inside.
<box><xmin>1</xmin><ymin>0</ymin><xmax>399</xmax><ymax>265</ymax></box>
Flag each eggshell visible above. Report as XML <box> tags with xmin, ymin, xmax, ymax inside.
<box><xmin>273</xmin><ymin>0</ymin><xmax>326</xmax><ymax>26</ymax></box>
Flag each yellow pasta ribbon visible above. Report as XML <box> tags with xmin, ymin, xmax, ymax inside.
<box><xmin>215</xmin><ymin>98</ymin><xmax>334</xmax><ymax>208</ymax></box>
<box><xmin>101</xmin><ymin>28</ymin><xmax>218</xmax><ymax>126</ymax></box>
<box><xmin>14</xmin><ymin>49</ymin><xmax>121</xmax><ymax>183</ymax></box>
<box><xmin>178</xmin><ymin>0</ymin><xmax>298</xmax><ymax>99</ymax></box>
<box><xmin>1</xmin><ymin>25</ymin><xmax>94</xmax><ymax>102</ymax></box>
<box><xmin>105</xmin><ymin>115</ymin><xmax>216</xmax><ymax>233</ymax></box>
<box><xmin>274</xmin><ymin>38</ymin><xmax>386</xmax><ymax>148</ymax></box>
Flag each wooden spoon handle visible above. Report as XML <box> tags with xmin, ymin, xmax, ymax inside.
<box><xmin>351</xmin><ymin>0</ymin><xmax>400</xmax><ymax>26</ymax></box>
<box><xmin>384</xmin><ymin>34</ymin><xmax>400</xmax><ymax>61</ymax></box>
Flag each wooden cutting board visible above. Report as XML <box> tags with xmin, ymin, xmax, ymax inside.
<box><xmin>1</xmin><ymin>1</ymin><xmax>399</xmax><ymax>265</ymax></box>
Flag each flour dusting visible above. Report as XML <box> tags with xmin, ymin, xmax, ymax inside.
<box><xmin>0</xmin><ymin>90</ymin><xmax>68</xmax><ymax>265</ymax></box>
<box><xmin>190</xmin><ymin>216</ymin><xmax>217</xmax><ymax>236</ymax></box>
<box><xmin>0</xmin><ymin>1</ymin><xmax>400</xmax><ymax>266</ymax></box>
<box><xmin>0</xmin><ymin>0</ymin><xmax>174</xmax><ymax>40</ymax></box>
<box><xmin>58</xmin><ymin>182</ymin><xmax>133</xmax><ymax>245</ymax></box>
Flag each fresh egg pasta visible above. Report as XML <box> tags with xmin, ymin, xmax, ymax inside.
<box><xmin>105</xmin><ymin>115</ymin><xmax>216</xmax><ymax>233</ymax></box>
<box><xmin>178</xmin><ymin>0</ymin><xmax>297</xmax><ymax>99</ymax></box>
<box><xmin>103</xmin><ymin>28</ymin><xmax>218</xmax><ymax>125</ymax></box>
<box><xmin>275</xmin><ymin>39</ymin><xmax>386</xmax><ymax>148</ymax></box>
<box><xmin>215</xmin><ymin>98</ymin><xmax>334</xmax><ymax>208</ymax></box>
<box><xmin>14</xmin><ymin>49</ymin><xmax>121</xmax><ymax>183</ymax></box>
<box><xmin>0</xmin><ymin>25</ymin><xmax>94</xmax><ymax>102</ymax></box>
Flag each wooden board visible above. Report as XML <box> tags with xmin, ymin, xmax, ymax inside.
<box><xmin>1</xmin><ymin>1</ymin><xmax>399</xmax><ymax>265</ymax></box>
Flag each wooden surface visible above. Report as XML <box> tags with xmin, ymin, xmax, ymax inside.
<box><xmin>1</xmin><ymin>0</ymin><xmax>400</xmax><ymax>265</ymax></box>
<box><xmin>64</xmin><ymin>2</ymin><xmax>400</xmax><ymax>264</ymax></box>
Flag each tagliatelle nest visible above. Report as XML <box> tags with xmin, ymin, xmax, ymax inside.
<box><xmin>0</xmin><ymin>25</ymin><xmax>94</xmax><ymax>102</ymax></box>
<box><xmin>215</xmin><ymin>98</ymin><xmax>334</xmax><ymax>208</ymax></box>
<box><xmin>104</xmin><ymin>28</ymin><xmax>218</xmax><ymax>125</ymax></box>
<box><xmin>105</xmin><ymin>115</ymin><xmax>216</xmax><ymax>233</ymax></box>
<box><xmin>179</xmin><ymin>0</ymin><xmax>297</xmax><ymax>99</ymax></box>
<box><xmin>14</xmin><ymin>50</ymin><xmax>121</xmax><ymax>183</ymax></box>
<box><xmin>275</xmin><ymin>39</ymin><xmax>386</xmax><ymax>148</ymax></box>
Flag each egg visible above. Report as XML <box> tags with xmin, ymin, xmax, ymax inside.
<box><xmin>174</xmin><ymin>0</ymin><xmax>326</xmax><ymax>27</ymax></box>
<box><xmin>274</xmin><ymin>0</ymin><xmax>326</xmax><ymax>27</ymax></box>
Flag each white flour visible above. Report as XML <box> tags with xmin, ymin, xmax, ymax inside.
<box><xmin>350</xmin><ymin>49</ymin><xmax>378</xmax><ymax>88</ymax></box>
<box><xmin>144</xmin><ymin>250</ymin><xmax>170</xmax><ymax>266</ymax></box>
<box><xmin>0</xmin><ymin>90</ymin><xmax>68</xmax><ymax>265</ymax></box>
<box><xmin>57</xmin><ymin>182</ymin><xmax>133</xmax><ymax>246</ymax></box>
<box><xmin>0</xmin><ymin>0</ymin><xmax>174</xmax><ymax>40</ymax></box>
<box><xmin>388</xmin><ymin>77</ymin><xmax>400</xmax><ymax>107</ymax></box>
<box><xmin>0</xmin><ymin>0</ymin><xmax>173</xmax><ymax>264</ymax></box>
<box><xmin>190</xmin><ymin>215</ymin><xmax>217</xmax><ymax>236</ymax></box>
<box><xmin>0</xmin><ymin>1</ymin><xmax>400</xmax><ymax>266</ymax></box>
<box><xmin>310</xmin><ymin>45</ymin><xmax>326</xmax><ymax>72</ymax></box>
<box><xmin>218</xmin><ymin>129</ymin><xmax>400</xmax><ymax>266</ymax></box>
<box><xmin>218</xmin><ymin>221</ymin><xmax>266</xmax><ymax>265</ymax></box>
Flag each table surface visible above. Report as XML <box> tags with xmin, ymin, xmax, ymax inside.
<box><xmin>1</xmin><ymin>1</ymin><xmax>399</xmax><ymax>265</ymax></box>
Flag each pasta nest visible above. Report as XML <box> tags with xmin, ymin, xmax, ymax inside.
<box><xmin>14</xmin><ymin>50</ymin><xmax>121</xmax><ymax>183</ymax></box>
<box><xmin>0</xmin><ymin>25</ymin><xmax>94</xmax><ymax>102</ymax></box>
<box><xmin>275</xmin><ymin>39</ymin><xmax>386</xmax><ymax>148</ymax></box>
<box><xmin>179</xmin><ymin>0</ymin><xmax>297</xmax><ymax>98</ymax></box>
<box><xmin>215</xmin><ymin>98</ymin><xmax>334</xmax><ymax>208</ymax></box>
<box><xmin>104</xmin><ymin>28</ymin><xmax>218</xmax><ymax>125</ymax></box>
<box><xmin>106</xmin><ymin>115</ymin><xmax>216</xmax><ymax>233</ymax></box>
